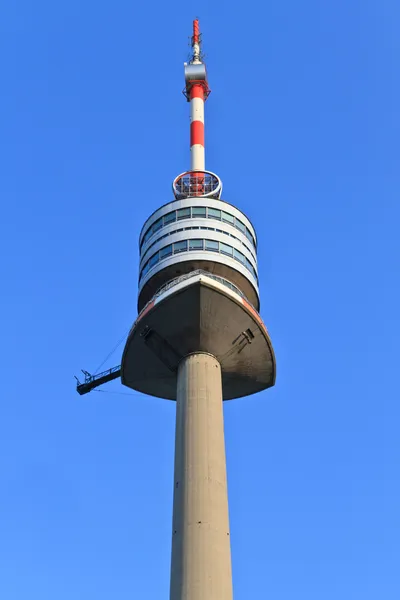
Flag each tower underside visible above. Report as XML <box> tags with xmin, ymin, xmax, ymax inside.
<box><xmin>122</xmin><ymin>271</ymin><xmax>275</xmax><ymax>400</ymax></box>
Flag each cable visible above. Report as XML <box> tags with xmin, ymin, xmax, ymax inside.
<box><xmin>92</xmin><ymin>389</ymin><xmax>144</xmax><ymax>398</ymax></box>
<box><xmin>93</xmin><ymin>326</ymin><xmax>131</xmax><ymax>375</ymax></box>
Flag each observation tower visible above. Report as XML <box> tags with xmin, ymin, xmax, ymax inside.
<box><xmin>76</xmin><ymin>19</ymin><xmax>276</xmax><ymax>600</ymax></box>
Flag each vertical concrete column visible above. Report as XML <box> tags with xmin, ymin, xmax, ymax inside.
<box><xmin>169</xmin><ymin>353</ymin><xmax>233</xmax><ymax>600</ymax></box>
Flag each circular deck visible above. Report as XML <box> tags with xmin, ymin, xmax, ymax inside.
<box><xmin>122</xmin><ymin>271</ymin><xmax>275</xmax><ymax>400</ymax></box>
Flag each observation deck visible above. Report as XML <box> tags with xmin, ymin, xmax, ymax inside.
<box><xmin>122</xmin><ymin>270</ymin><xmax>275</xmax><ymax>400</ymax></box>
<box><xmin>137</xmin><ymin>171</ymin><xmax>259</xmax><ymax>312</ymax></box>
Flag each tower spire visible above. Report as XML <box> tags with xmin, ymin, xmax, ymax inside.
<box><xmin>184</xmin><ymin>19</ymin><xmax>209</xmax><ymax>172</ymax></box>
<box><xmin>191</xmin><ymin>18</ymin><xmax>201</xmax><ymax>63</ymax></box>
<box><xmin>173</xmin><ymin>19</ymin><xmax>222</xmax><ymax>200</ymax></box>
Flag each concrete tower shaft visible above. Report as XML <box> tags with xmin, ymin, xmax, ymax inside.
<box><xmin>170</xmin><ymin>353</ymin><xmax>233</xmax><ymax>600</ymax></box>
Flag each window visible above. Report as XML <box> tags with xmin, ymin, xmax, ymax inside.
<box><xmin>160</xmin><ymin>244</ymin><xmax>173</xmax><ymax>259</ymax></box>
<box><xmin>205</xmin><ymin>240</ymin><xmax>219</xmax><ymax>252</ymax></box>
<box><xmin>143</xmin><ymin>229</ymin><xmax>152</xmax><ymax>244</ymax></box>
<box><xmin>164</xmin><ymin>211</ymin><xmax>176</xmax><ymax>225</ymax></box>
<box><xmin>192</xmin><ymin>206</ymin><xmax>206</xmax><ymax>217</ymax></box>
<box><xmin>235</xmin><ymin>218</ymin><xmax>246</xmax><ymax>234</ymax></box>
<box><xmin>233</xmin><ymin>248</ymin><xmax>245</xmax><ymax>264</ymax></box>
<box><xmin>173</xmin><ymin>240</ymin><xmax>188</xmax><ymax>253</ymax></box>
<box><xmin>222</xmin><ymin>211</ymin><xmax>235</xmax><ymax>225</ymax></box>
<box><xmin>245</xmin><ymin>228</ymin><xmax>254</xmax><ymax>243</ymax></box>
<box><xmin>149</xmin><ymin>253</ymin><xmax>159</xmax><ymax>268</ymax></box>
<box><xmin>189</xmin><ymin>239</ymin><xmax>203</xmax><ymax>251</ymax></box>
<box><xmin>177</xmin><ymin>207</ymin><xmax>191</xmax><ymax>220</ymax></box>
<box><xmin>220</xmin><ymin>242</ymin><xmax>233</xmax><ymax>256</ymax></box>
<box><xmin>141</xmin><ymin>262</ymin><xmax>150</xmax><ymax>278</ymax></box>
<box><xmin>208</xmin><ymin>208</ymin><xmax>221</xmax><ymax>220</ymax></box>
<box><xmin>140</xmin><ymin>237</ymin><xmax>257</xmax><ymax>282</ymax></box>
<box><xmin>152</xmin><ymin>218</ymin><xmax>162</xmax><ymax>233</ymax></box>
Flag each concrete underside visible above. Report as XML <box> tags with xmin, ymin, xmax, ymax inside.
<box><xmin>122</xmin><ymin>278</ymin><xmax>275</xmax><ymax>400</ymax></box>
<box><xmin>170</xmin><ymin>353</ymin><xmax>233</xmax><ymax>600</ymax></box>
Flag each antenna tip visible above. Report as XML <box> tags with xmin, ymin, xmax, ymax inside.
<box><xmin>193</xmin><ymin>19</ymin><xmax>200</xmax><ymax>44</ymax></box>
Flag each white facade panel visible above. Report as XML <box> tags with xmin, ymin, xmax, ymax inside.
<box><xmin>140</xmin><ymin>218</ymin><xmax>257</xmax><ymax>264</ymax></box>
<box><xmin>138</xmin><ymin>251</ymin><xmax>258</xmax><ymax>297</ymax></box>
<box><xmin>139</xmin><ymin>197</ymin><xmax>257</xmax><ymax>247</ymax></box>
<box><xmin>139</xmin><ymin>228</ymin><xmax>257</xmax><ymax>274</ymax></box>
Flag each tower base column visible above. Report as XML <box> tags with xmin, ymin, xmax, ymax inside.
<box><xmin>169</xmin><ymin>353</ymin><xmax>233</xmax><ymax>600</ymax></box>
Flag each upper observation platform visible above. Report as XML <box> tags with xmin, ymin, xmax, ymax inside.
<box><xmin>137</xmin><ymin>196</ymin><xmax>259</xmax><ymax>312</ymax></box>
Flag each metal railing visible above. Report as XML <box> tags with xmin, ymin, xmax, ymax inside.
<box><xmin>136</xmin><ymin>270</ymin><xmax>254</xmax><ymax>325</ymax></box>
<box><xmin>173</xmin><ymin>171</ymin><xmax>222</xmax><ymax>199</ymax></box>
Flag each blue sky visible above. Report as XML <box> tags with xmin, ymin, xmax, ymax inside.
<box><xmin>1</xmin><ymin>1</ymin><xmax>399</xmax><ymax>598</ymax></box>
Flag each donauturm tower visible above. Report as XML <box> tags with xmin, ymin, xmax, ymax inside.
<box><xmin>76</xmin><ymin>19</ymin><xmax>276</xmax><ymax>600</ymax></box>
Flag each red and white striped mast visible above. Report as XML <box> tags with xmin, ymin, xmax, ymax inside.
<box><xmin>188</xmin><ymin>18</ymin><xmax>207</xmax><ymax>172</ymax></box>
<box><xmin>173</xmin><ymin>19</ymin><xmax>222</xmax><ymax>200</ymax></box>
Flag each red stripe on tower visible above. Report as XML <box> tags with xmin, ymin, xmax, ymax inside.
<box><xmin>190</xmin><ymin>85</ymin><xmax>204</xmax><ymax>100</ymax></box>
<box><xmin>190</xmin><ymin>121</ymin><xmax>204</xmax><ymax>147</ymax></box>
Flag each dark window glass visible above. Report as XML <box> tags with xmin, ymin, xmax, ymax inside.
<box><xmin>143</xmin><ymin>229</ymin><xmax>152</xmax><ymax>244</ymax></box>
<box><xmin>189</xmin><ymin>239</ymin><xmax>203</xmax><ymax>251</ymax></box>
<box><xmin>205</xmin><ymin>240</ymin><xmax>219</xmax><ymax>252</ymax></box>
<box><xmin>148</xmin><ymin>253</ymin><xmax>159</xmax><ymax>268</ymax></box>
<box><xmin>208</xmin><ymin>208</ymin><xmax>221</xmax><ymax>220</ymax></box>
<box><xmin>233</xmin><ymin>248</ymin><xmax>245</xmax><ymax>264</ymax></box>
<box><xmin>174</xmin><ymin>240</ymin><xmax>188</xmax><ymax>253</ymax></box>
<box><xmin>164</xmin><ymin>211</ymin><xmax>176</xmax><ymax>225</ymax></box>
<box><xmin>245</xmin><ymin>258</ymin><xmax>255</xmax><ymax>272</ymax></box>
<box><xmin>177</xmin><ymin>208</ymin><xmax>191</xmax><ymax>220</ymax></box>
<box><xmin>235</xmin><ymin>218</ymin><xmax>246</xmax><ymax>233</ymax></box>
<box><xmin>192</xmin><ymin>206</ymin><xmax>207</xmax><ymax>217</ymax></box>
<box><xmin>141</xmin><ymin>262</ymin><xmax>149</xmax><ymax>278</ymax></box>
<box><xmin>222</xmin><ymin>211</ymin><xmax>235</xmax><ymax>224</ymax></box>
<box><xmin>160</xmin><ymin>244</ymin><xmax>173</xmax><ymax>259</ymax></box>
<box><xmin>220</xmin><ymin>242</ymin><xmax>233</xmax><ymax>256</ymax></box>
<box><xmin>152</xmin><ymin>218</ymin><xmax>162</xmax><ymax>233</ymax></box>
